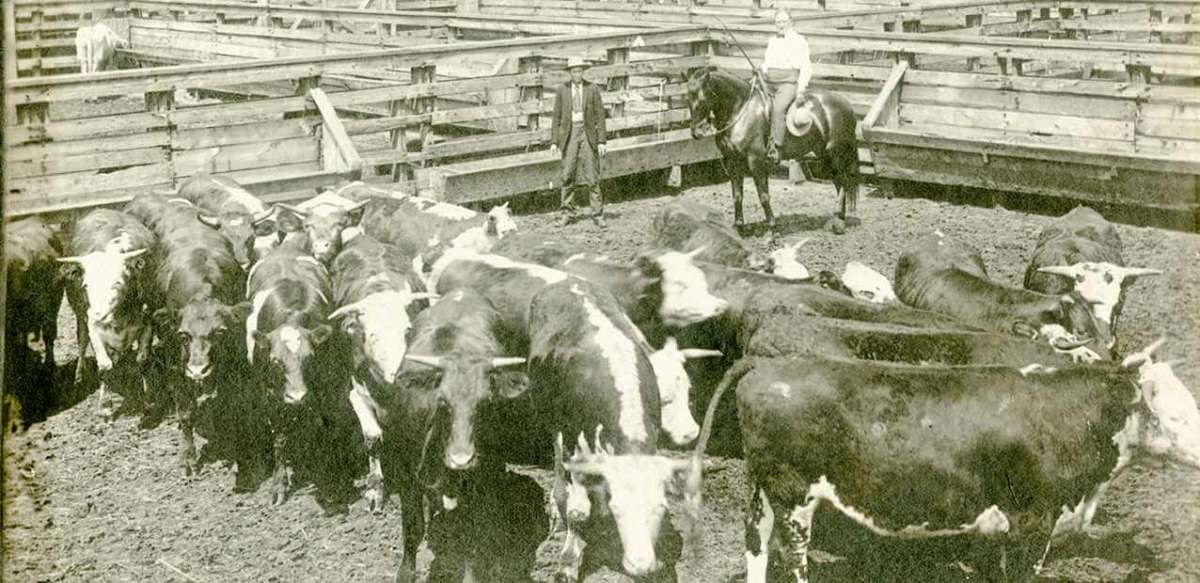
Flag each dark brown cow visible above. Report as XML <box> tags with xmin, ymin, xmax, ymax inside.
<box><xmin>175</xmin><ymin>173</ymin><xmax>276</xmax><ymax>268</ymax></box>
<box><xmin>5</xmin><ymin>217</ymin><xmax>66</xmax><ymax>424</ymax></box>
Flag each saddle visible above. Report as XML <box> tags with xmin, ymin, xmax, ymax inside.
<box><xmin>785</xmin><ymin>96</ymin><xmax>826</xmax><ymax>140</ymax></box>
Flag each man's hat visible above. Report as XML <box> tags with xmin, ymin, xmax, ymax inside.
<box><xmin>566</xmin><ymin>56</ymin><xmax>590</xmax><ymax>70</ymax></box>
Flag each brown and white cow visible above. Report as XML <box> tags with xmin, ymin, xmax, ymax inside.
<box><xmin>276</xmin><ymin>191</ymin><xmax>369</xmax><ymax>266</ymax></box>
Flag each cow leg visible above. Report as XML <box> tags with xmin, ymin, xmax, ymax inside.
<box><xmin>751</xmin><ymin>171</ymin><xmax>775</xmax><ymax>230</ymax></box>
<box><xmin>269</xmin><ymin>408</ymin><xmax>297</xmax><ymax>505</ymax></box>
<box><xmin>780</xmin><ymin>500</ymin><xmax>817</xmax><ymax>583</ymax></box>
<box><xmin>177</xmin><ymin>379</ymin><xmax>199</xmax><ymax>476</ymax></box>
<box><xmin>69</xmin><ymin>287</ymin><xmax>89</xmax><ymax>385</ymax></box>
<box><xmin>348</xmin><ymin>377</ymin><xmax>385</xmax><ymax>513</ymax></box>
<box><xmin>744</xmin><ymin>486</ymin><xmax>776</xmax><ymax>583</ymax></box>
<box><xmin>394</xmin><ymin>487</ymin><xmax>425</xmax><ymax>583</ymax></box>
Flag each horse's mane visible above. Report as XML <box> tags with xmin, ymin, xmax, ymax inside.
<box><xmin>706</xmin><ymin>68</ymin><xmax>752</xmax><ymax>94</ymax></box>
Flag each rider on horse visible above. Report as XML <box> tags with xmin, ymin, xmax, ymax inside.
<box><xmin>762</xmin><ymin>8</ymin><xmax>812</xmax><ymax>165</ymax></box>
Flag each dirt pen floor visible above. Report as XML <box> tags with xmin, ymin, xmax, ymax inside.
<box><xmin>4</xmin><ymin>177</ymin><xmax>1200</xmax><ymax>582</ymax></box>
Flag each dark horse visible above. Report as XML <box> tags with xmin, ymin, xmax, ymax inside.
<box><xmin>686</xmin><ymin>66</ymin><xmax>860</xmax><ymax>229</ymax></box>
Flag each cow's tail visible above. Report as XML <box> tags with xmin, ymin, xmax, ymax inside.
<box><xmin>679</xmin><ymin>359</ymin><xmax>755</xmax><ymax>556</ymax></box>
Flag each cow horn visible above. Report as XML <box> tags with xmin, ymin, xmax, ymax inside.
<box><xmin>166</xmin><ymin>197</ymin><xmax>194</xmax><ymax>207</ymax></box>
<box><xmin>685</xmin><ymin>246</ymin><xmax>707</xmax><ymax>259</ymax></box>
<box><xmin>197</xmin><ymin>214</ymin><xmax>221</xmax><ymax>228</ymax></box>
<box><xmin>594</xmin><ymin>425</ymin><xmax>607</xmax><ymax>456</ymax></box>
<box><xmin>576</xmin><ymin>431</ymin><xmax>592</xmax><ymax>457</ymax></box>
<box><xmin>1037</xmin><ymin>265</ymin><xmax>1079</xmax><ymax>278</ymax></box>
<box><xmin>1117</xmin><ymin>266</ymin><xmax>1163</xmax><ymax>278</ymax></box>
<box><xmin>120</xmin><ymin>248</ymin><xmax>149</xmax><ymax>260</ymax></box>
<box><xmin>404</xmin><ymin>354</ymin><xmax>445</xmax><ymax>369</ymax></box>
<box><xmin>251</xmin><ymin>207</ymin><xmax>274</xmax><ymax>224</ymax></box>
<box><xmin>789</xmin><ymin>238</ymin><xmax>811</xmax><ymax>251</ymax></box>
<box><xmin>328</xmin><ymin>303</ymin><xmax>362</xmax><ymax>320</ymax></box>
<box><xmin>563</xmin><ymin>460</ymin><xmax>606</xmax><ymax>475</ymax></box>
<box><xmin>277</xmin><ymin>203</ymin><xmax>309</xmax><ymax>218</ymax></box>
<box><xmin>1051</xmin><ymin>335</ymin><xmax>1093</xmax><ymax>351</ymax></box>
<box><xmin>1121</xmin><ymin>337</ymin><xmax>1166</xmax><ymax>369</ymax></box>
<box><xmin>56</xmin><ymin>256</ymin><xmax>84</xmax><ymax>264</ymax></box>
<box><xmin>406</xmin><ymin>292</ymin><xmax>440</xmax><ymax>302</ymax></box>
<box><xmin>680</xmin><ymin>348</ymin><xmax>723</xmax><ymax>359</ymax></box>
<box><xmin>489</xmin><ymin>357</ymin><xmax>526</xmax><ymax>368</ymax></box>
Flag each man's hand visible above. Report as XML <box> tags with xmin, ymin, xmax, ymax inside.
<box><xmin>598</xmin><ymin>143</ymin><xmax>608</xmax><ymax>156</ymax></box>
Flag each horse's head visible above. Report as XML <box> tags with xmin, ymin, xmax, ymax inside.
<box><xmin>686</xmin><ymin>66</ymin><xmax>718</xmax><ymax>139</ymax></box>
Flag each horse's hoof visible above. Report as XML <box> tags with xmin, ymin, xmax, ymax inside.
<box><xmin>827</xmin><ymin>217</ymin><xmax>847</xmax><ymax>235</ymax></box>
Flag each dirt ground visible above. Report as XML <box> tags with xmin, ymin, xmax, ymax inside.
<box><xmin>4</xmin><ymin>176</ymin><xmax>1200</xmax><ymax>582</ymax></box>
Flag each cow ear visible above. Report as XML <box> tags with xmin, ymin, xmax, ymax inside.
<box><xmin>492</xmin><ymin>371</ymin><xmax>529</xmax><ymax>399</ymax></box>
<box><xmin>276</xmin><ymin>208</ymin><xmax>304</xmax><ymax>233</ymax></box>
<box><xmin>253</xmin><ymin>219</ymin><xmax>277</xmax><ymax>237</ymax></box>
<box><xmin>634</xmin><ymin>252</ymin><xmax>664</xmax><ymax>280</ymax></box>
<box><xmin>310</xmin><ymin>324</ymin><xmax>334</xmax><ymax>346</ymax></box>
<box><xmin>344</xmin><ymin>202</ymin><xmax>369</xmax><ymax>228</ymax></box>
<box><xmin>59</xmin><ymin>262</ymin><xmax>82</xmax><ymax>280</ymax></box>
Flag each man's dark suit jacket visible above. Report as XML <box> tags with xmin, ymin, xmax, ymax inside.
<box><xmin>551</xmin><ymin>80</ymin><xmax>607</xmax><ymax>153</ymax></box>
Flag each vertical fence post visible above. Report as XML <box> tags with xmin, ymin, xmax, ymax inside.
<box><xmin>145</xmin><ymin>90</ymin><xmax>177</xmax><ymax>183</ymax></box>
<box><xmin>413</xmin><ymin>64</ymin><xmax>436</xmax><ymax>175</ymax></box>
<box><xmin>286</xmin><ymin>76</ymin><xmax>321</xmax><ymax>119</ymax></box>
<box><xmin>1149</xmin><ymin>9</ymin><xmax>1163</xmax><ymax>44</ymax></box>
<box><xmin>606</xmin><ymin>47</ymin><xmax>629</xmax><ymax>138</ymax></box>
<box><xmin>30</xmin><ymin>9</ymin><xmax>44</xmax><ymax>76</ymax></box>
<box><xmin>964</xmin><ymin>14</ymin><xmax>982</xmax><ymax>71</ymax></box>
<box><xmin>517</xmin><ymin>55</ymin><xmax>542</xmax><ymax>134</ymax></box>
<box><xmin>388</xmin><ymin>98</ymin><xmax>413</xmax><ymax>183</ymax></box>
<box><xmin>3</xmin><ymin>0</ymin><xmax>18</xmax><ymax>84</ymax></box>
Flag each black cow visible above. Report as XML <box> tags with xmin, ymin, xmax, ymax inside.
<box><xmin>527</xmin><ymin>278</ymin><xmax>695</xmax><ymax>581</ymax></box>
<box><xmin>245</xmin><ymin>236</ymin><xmax>341</xmax><ymax>503</ymax></box>
<box><xmin>723</xmin><ymin>351</ymin><xmax>1200</xmax><ymax>581</ymax></box>
<box><xmin>58</xmin><ymin>209</ymin><xmax>156</xmax><ymax>419</ymax></box>
<box><xmin>650</xmin><ymin>199</ymin><xmax>767</xmax><ymax>270</ymax></box>
<box><xmin>148</xmin><ymin>200</ymin><xmax>249</xmax><ymax>475</ymax></box>
<box><xmin>174</xmin><ymin>173</ymin><xmax>276</xmax><ymax>268</ymax></box>
<box><xmin>388</xmin><ymin>288</ymin><xmax>527</xmax><ymax>583</ymax></box>
<box><xmin>895</xmin><ymin>231</ymin><xmax>1111</xmax><ymax>362</ymax></box>
<box><xmin>329</xmin><ymin>232</ymin><xmax>434</xmax><ymax>511</ymax></box>
<box><xmin>5</xmin><ymin>217</ymin><xmax>66</xmax><ymax>424</ymax></box>
<box><xmin>1024</xmin><ymin>207</ymin><xmax>1160</xmax><ymax>354</ymax></box>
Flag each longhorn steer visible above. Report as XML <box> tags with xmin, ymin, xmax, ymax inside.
<box><xmin>175</xmin><ymin>173</ymin><xmax>277</xmax><ymax>268</ymax></box>
<box><xmin>1024</xmin><ymin>206</ymin><xmax>1160</xmax><ymax>355</ymax></box>
<box><xmin>725</xmin><ymin>350</ymin><xmax>1200</xmax><ymax>581</ymax></box>
<box><xmin>329</xmin><ymin>232</ymin><xmax>434</xmax><ymax>511</ymax></box>
<box><xmin>245</xmin><ymin>237</ymin><xmax>340</xmax><ymax>503</ymax></box>
<box><xmin>59</xmin><ymin>209</ymin><xmax>155</xmax><ymax>419</ymax></box>
<box><xmin>528</xmin><ymin>279</ymin><xmax>696</xmax><ymax>581</ymax></box>
<box><xmin>895</xmin><ymin>232</ymin><xmax>1111</xmax><ymax>362</ymax></box>
<box><xmin>389</xmin><ymin>288</ymin><xmax>527</xmax><ymax>583</ymax></box>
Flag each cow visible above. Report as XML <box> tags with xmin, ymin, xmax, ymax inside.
<box><xmin>647</xmin><ymin>338</ymin><xmax>722</xmax><ymax>446</ymax></box>
<box><xmin>328</xmin><ymin>232</ymin><xmax>436</xmax><ymax>511</ymax></box>
<box><xmin>276</xmin><ymin>191</ymin><xmax>369</xmax><ymax>266</ymax></box>
<box><xmin>5</xmin><ymin>217</ymin><xmax>66</xmax><ymax>425</ymax></box>
<box><xmin>895</xmin><ymin>231</ymin><xmax>1111</xmax><ymax>362</ymax></box>
<box><xmin>527</xmin><ymin>278</ymin><xmax>698</xmax><ymax>581</ymax></box>
<box><xmin>650</xmin><ymin>199</ymin><xmax>767</xmax><ymax>270</ymax></box>
<box><xmin>387</xmin><ymin>288</ymin><xmax>528</xmax><ymax>583</ymax></box>
<box><xmin>1024</xmin><ymin>207</ymin><xmax>1160</xmax><ymax>355</ymax></box>
<box><xmin>765</xmin><ymin>240</ymin><xmax>810</xmax><ymax>280</ymax></box>
<box><xmin>817</xmin><ymin>261</ymin><xmax>896</xmax><ymax>304</ymax></box>
<box><xmin>245</xmin><ymin>236</ymin><xmax>341</xmax><ymax>503</ymax></box>
<box><xmin>58</xmin><ymin>209</ymin><xmax>155</xmax><ymax>419</ymax></box>
<box><xmin>74</xmin><ymin>22</ymin><xmax>126</xmax><ymax>75</ymax></box>
<box><xmin>351</xmin><ymin>187</ymin><xmax>518</xmax><ymax>266</ymax></box>
<box><xmin>491</xmin><ymin>231</ymin><xmax>591</xmax><ymax>268</ymax></box>
<box><xmin>148</xmin><ymin>202</ymin><xmax>249</xmax><ymax>475</ymax></box>
<box><xmin>717</xmin><ymin>347</ymin><xmax>1200</xmax><ymax>582</ymax></box>
<box><xmin>174</xmin><ymin>173</ymin><xmax>278</xmax><ymax>268</ymax></box>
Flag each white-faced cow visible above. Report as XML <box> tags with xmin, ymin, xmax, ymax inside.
<box><xmin>650</xmin><ymin>199</ymin><xmax>767</xmax><ymax>270</ymax></box>
<box><xmin>765</xmin><ymin>240</ymin><xmax>810</xmax><ymax>280</ymax></box>
<box><xmin>722</xmin><ymin>349</ymin><xmax>1200</xmax><ymax>582</ymax></box>
<box><xmin>817</xmin><ymin>261</ymin><xmax>897</xmax><ymax>304</ymax></box>
<box><xmin>1024</xmin><ymin>207</ymin><xmax>1160</xmax><ymax>355</ymax></box>
<box><xmin>329</xmin><ymin>232</ymin><xmax>435</xmax><ymax>511</ymax></box>
<box><xmin>388</xmin><ymin>288</ymin><xmax>527</xmax><ymax>583</ymax></box>
<box><xmin>276</xmin><ymin>191</ymin><xmax>369</xmax><ymax>266</ymax></box>
<box><xmin>59</xmin><ymin>209</ymin><xmax>155</xmax><ymax>419</ymax></box>
<box><xmin>74</xmin><ymin>22</ymin><xmax>126</xmax><ymax>75</ymax></box>
<box><xmin>174</xmin><ymin>173</ymin><xmax>277</xmax><ymax>268</ymax></box>
<box><xmin>895</xmin><ymin>231</ymin><xmax>1111</xmax><ymax>363</ymax></box>
<box><xmin>245</xmin><ymin>237</ymin><xmax>340</xmax><ymax>503</ymax></box>
<box><xmin>5</xmin><ymin>217</ymin><xmax>66</xmax><ymax>424</ymax></box>
<box><xmin>527</xmin><ymin>278</ymin><xmax>698</xmax><ymax>581</ymax></box>
<box><xmin>647</xmin><ymin>337</ymin><xmax>722</xmax><ymax>446</ymax></box>
<box><xmin>147</xmin><ymin>200</ymin><xmax>249</xmax><ymax>475</ymax></box>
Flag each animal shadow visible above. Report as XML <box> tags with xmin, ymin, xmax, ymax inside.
<box><xmin>1038</xmin><ymin>529</ymin><xmax>1170</xmax><ymax>582</ymax></box>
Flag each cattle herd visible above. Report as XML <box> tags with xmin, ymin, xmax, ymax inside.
<box><xmin>4</xmin><ymin>174</ymin><xmax>1200</xmax><ymax>582</ymax></box>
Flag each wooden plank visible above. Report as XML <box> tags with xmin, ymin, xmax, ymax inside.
<box><xmin>309</xmin><ymin>87</ymin><xmax>362</xmax><ymax>172</ymax></box>
<box><xmin>167</xmin><ymin>95</ymin><xmax>311</xmax><ymax>127</ymax></box>
<box><xmin>1137</xmin><ymin>116</ymin><xmax>1200</xmax><ymax>141</ymax></box>
<box><xmin>7</xmin><ymin>146</ymin><xmax>167</xmax><ymax>179</ymax></box>
<box><xmin>8</xmin><ymin>162</ymin><xmax>173</xmax><ymax>200</ymax></box>
<box><xmin>1141</xmin><ymin>101</ymin><xmax>1200</xmax><ymax>121</ymax></box>
<box><xmin>172</xmin><ymin>117</ymin><xmax>319</xmax><ymax>149</ymax></box>
<box><xmin>173</xmin><ymin>136</ymin><xmax>320</xmax><ymax>175</ymax></box>
<box><xmin>862</xmin><ymin>61</ymin><xmax>906</xmax><ymax>129</ymax></box>
<box><xmin>345</xmin><ymin>99</ymin><xmax>549</xmax><ymax>134</ymax></box>
<box><xmin>6</xmin><ymin>131</ymin><xmax>170</xmax><ymax>161</ymax></box>
<box><xmin>900</xmin><ymin>85</ymin><xmax>1136</xmax><ymax>120</ymax></box>
<box><xmin>893</xmin><ymin>121</ymin><xmax>1138</xmax><ymax>156</ymax></box>
<box><xmin>6</xmin><ymin>111</ymin><xmax>165</xmax><ymax>144</ymax></box>
<box><xmin>897</xmin><ymin>103</ymin><xmax>1135</xmax><ymax>142</ymax></box>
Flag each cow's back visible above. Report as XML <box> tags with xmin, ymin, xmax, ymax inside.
<box><xmin>1037</xmin><ymin>207</ymin><xmax>1122</xmax><ymax>253</ymax></box>
<box><xmin>491</xmin><ymin>232</ymin><xmax>589</xmax><ymax>267</ymax></box>
<box><xmin>249</xmin><ymin>241</ymin><xmax>328</xmax><ymax>302</ymax></box>
<box><xmin>651</xmin><ymin>200</ymin><xmax>754</xmax><ymax>268</ymax></box>
<box><xmin>330</xmin><ymin>234</ymin><xmax>420</xmax><ymax>306</ymax></box>
<box><xmin>158</xmin><ymin>221</ymin><xmax>242</xmax><ymax>305</ymax></box>
<box><xmin>70</xmin><ymin>209</ymin><xmax>155</xmax><ymax>255</ymax></box>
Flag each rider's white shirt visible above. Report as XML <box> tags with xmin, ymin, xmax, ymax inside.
<box><xmin>761</xmin><ymin>30</ymin><xmax>812</xmax><ymax>90</ymax></box>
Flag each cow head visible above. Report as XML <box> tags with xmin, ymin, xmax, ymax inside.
<box><xmin>560</xmin><ymin>429</ymin><xmax>694</xmax><ymax>578</ymax></box>
<box><xmin>635</xmin><ymin>248</ymin><xmax>728</xmax><ymax>327</ymax></box>
<box><xmin>1013</xmin><ymin>293</ymin><xmax>1113</xmax><ymax>360</ymax></box>
<box><xmin>842</xmin><ymin>261</ymin><xmax>897</xmax><ymax>304</ymax></box>
<box><xmin>277</xmin><ymin>197</ymin><xmax>368</xmax><ymax>265</ymax></box>
<box><xmin>57</xmin><ymin>247</ymin><xmax>148</xmax><ymax>325</ymax></box>
<box><xmin>486</xmin><ymin>202</ymin><xmax>518</xmax><ymax>238</ymax></box>
<box><xmin>404</xmin><ymin>353</ymin><xmax>527</xmax><ymax>471</ymax></box>
<box><xmin>1117</xmin><ymin>339</ymin><xmax>1200</xmax><ymax>470</ymax></box>
<box><xmin>254</xmin><ymin>323</ymin><xmax>333</xmax><ymax>404</ymax></box>
<box><xmin>1036</xmin><ymin>262</ymin><xmax>1161</xmax><ymax>325</ymax></box>
<box><xmin>766</xmin><ymin>240</ymin><xmax>810</xmax><ymax>280</ymax></box>
<box><xmin>331</xmin><ymin>290</ymin><xmax>438</xmax><ymax>384</ymax></box>
<box><xmin>160</xmin><ymin>296</ymin><xmax>251</xmax><ymax>383</ymax></box>
<box><xmin>198</xmin><ymin>209</ymin><xmax>276</xmax><ymax>269</ymax></box>
<box><xmin>649</xmin><ymin>338</ymin><xmax>721</xmax><ymax>445</ymax></box>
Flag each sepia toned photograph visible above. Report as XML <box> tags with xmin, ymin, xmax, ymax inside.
<box><xmin>2</xmin><ymin>0</ymin><xmax>1198</xmax><ymax>581</ymax></box>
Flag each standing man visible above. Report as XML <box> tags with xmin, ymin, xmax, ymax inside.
<box><xmin>762</xmin><ymin>8</ymin><xmax>812</xmax><ymax>164</ymax></box>
<box><xmin>551</xmin><ymin>56</ymin><xmax>608</xmax><ymax>228</ymax></box>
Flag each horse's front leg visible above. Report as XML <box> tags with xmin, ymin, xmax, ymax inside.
<box><xmin>729</xmin><ymin>169</ymin><xmax>746</xmax><ymax>229</ymax></box>
<box><xmin>751</xmin><ymin>171</ymin><xmax>774</xmax><ymax>230</ymax></box>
